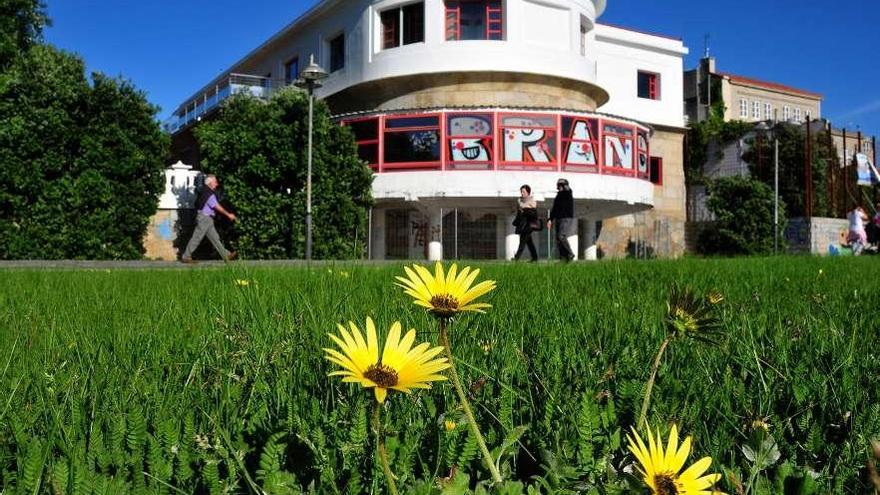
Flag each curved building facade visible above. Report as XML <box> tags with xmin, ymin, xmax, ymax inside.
<box><xmin>168</xmin><ymin>0</ymin><xmax>689</xmax><ymax>260</ymax></box>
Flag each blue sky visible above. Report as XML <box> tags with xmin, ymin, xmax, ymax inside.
<box><xmin>45</xmin><ymin>0</ymin><xmax>880</xmax><ymax>138</ymax></box>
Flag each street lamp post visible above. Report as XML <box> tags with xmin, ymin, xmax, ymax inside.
<box><xmin>755</xmin><ymin>121</ymin><xmax>779</xmax><ymax>253</ymax></box>
<box><xmin>296</xmin><ymin>55</ymin><xmax>328</xmax><ymax>261</ymax></box>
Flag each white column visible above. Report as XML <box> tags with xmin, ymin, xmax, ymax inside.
<box><xmin>505</xmin><ymin>213</ymin><xmax>519</xmax><ymax>260</ymax></box>
<box><xmin>567</xmin><ymin>231</ymin><xmax>579</xmax><ymax>261</ymax></box>
<box><xmin>370</xmin><ymin>209</ymin><xmax>386</xmax><ymax>260</ymax></box>
<box><xmin>583</xmin><ymin>218</ymin><xmax>597</xmax><ymax>261</ymax></box>
<box><xmin>427</xmin><ymin>208</ymin><xmax>443</xmax><ymax>261</ymax></box>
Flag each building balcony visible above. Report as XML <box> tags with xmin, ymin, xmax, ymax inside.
<box><xmin>163</xmin><ymin>74</ymin><xmax>291</xmax><ymax>134</ymax></box>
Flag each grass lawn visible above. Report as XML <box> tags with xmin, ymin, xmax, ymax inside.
<box><xmin>1</xmin><ymin>257</ymin><xmax>878</xmax><ymax>494</ymax></box>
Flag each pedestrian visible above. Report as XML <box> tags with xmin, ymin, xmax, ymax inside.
<box><xmin>846</xmin><ymin>204</ymin><xmax>869</xmax><ymax>256</ymax></box>
<box><xmin>181</xmin><ymin>175</ymin><xmax>238</xmax><ymax>263</ymax></box>
<box><xmin>547</xmin><ymin>178</ymin><xmax>575</xmax><ymax>262</ymax></box>
<box><xmin>513</xmin><ymin>184</ymin><xmax>539</xmax><ymax>262</ymax></box>
<box><xmin>869</xmin><ymin>202</ymin><xmax>880</xmax><ymax>247</ymax></box>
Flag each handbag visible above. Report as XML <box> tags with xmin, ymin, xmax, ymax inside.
<box><xmin>530</xmin><ymin>218</ymin><xmax>544</xmax><ymax>232</ymax></box>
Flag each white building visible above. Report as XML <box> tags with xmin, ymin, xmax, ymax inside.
<box><xmin>168</xmin><ymin>0</ymin><xmax>689</xmax><ymax>260</ymax></box>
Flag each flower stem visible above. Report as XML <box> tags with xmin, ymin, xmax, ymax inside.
<box><xmin>372</xmin><ymin>402</ymin><xmax>399</xmax><ymax>495</ymax></box>
<box><xmin>439</xmin><ymin>319</ymin><xmax>503</xmax><ymax>484</ymax></box>
<box><xmin>638</xmin><ymin>336</ymin><xmax>671</xmax><ymax>430</ymax></box>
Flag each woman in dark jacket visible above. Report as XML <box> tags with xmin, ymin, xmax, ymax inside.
<box><xmin>513</xmin><ymin>184</ymin><xmax>539</xmax><ymax>262</ymax></box>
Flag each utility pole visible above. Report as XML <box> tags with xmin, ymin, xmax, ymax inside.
<box><xmin>805</xmin><ymin>119</ymin><xmax>812</xmax><ymax>217</ymax></box>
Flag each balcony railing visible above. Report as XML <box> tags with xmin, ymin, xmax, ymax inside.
<box><xmin>163</xmin><ymin>74</ymin><xmax>293</xmax><ymax>134</ymax></box>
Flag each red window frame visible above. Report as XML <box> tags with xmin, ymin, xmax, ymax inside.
<box><xmin>561</xmin><ymin>116</ymin><xmax>600</xmax><ymax>173</ymax></box>
<box><xmin>638</xmin><ymin>71</ymin><xmax>660</xmax><ymax>100</ymax></box>
<box><xmin>650</xmin><ymin>156</ymin><xmax>663</xmax><ymax>185</ymax></box>
<box><xmin>382</xmin><ymin>113</ymin><xmax>442</xmax><ymax>170</ymax></box>
<box><xmin>498</xmin><ymin>112</ymin><xmax>558</xmax><ymax>171</ymax></box>
<box><xmin>339</xmin><ymin>111</ymin><xmax>653</xmax><ymax>183</ymax></box>
<box><xmin>445</xmin><ymin>112</ymin><xmax>494</xmax><ymax>170</ymax></box>
<box><xmin>342</xmin><ymin>116</ymin><xmax>381</xmax><ymax>171</ymax></box>
<box><xmin>602</xmin><ymin>122</ymin><xmax>637</xmax><ymax>177</ymax></box>
<box><xmin>444</xmin><ymin>1</ymin><xmax>503</xmax><ymax>41</ymax></box>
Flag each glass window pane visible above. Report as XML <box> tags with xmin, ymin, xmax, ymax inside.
<box><xmin>638</xmin><ymin>72</ymin><xmax>651</xmax><ymax>99</ymax></box>
<box><xmin>459</xmin><ymin>2</ymin><xmax>485</xmax><ymax>40</ymax></box>
<box><xmin>330</xmin><ymin>34</ymin><xmax>345</xmax><ymax>72</ymax></box>
<box><xmin>500</xmin><ymin>115</ymin><xmax>557</xmax><ymax>165</ymax></box>
<box><xmin>357</xmin><ymin>143</ymin><xmax>379</xmax><ymax>165</ymax></box>
<box><xmin>381</xmin><ymin>9</ymin><xmax>400</xmax><ymax>49</ymax></box>
<box><xmin>402</xmin><ymin>3</ymin><xmax>424</xmax><ymax>45</ymax></box>
<box><xmin>501</xmin><ymin>115</ymin><xmax>555</xmax><ymax>128</ymax></box>
<box><xmin>448</xmin><ymin>114</ymin><xmax>493</xmax><ymax>165</ymax></box>
<box><xmin>347</xmin><ymin>118</ymin><xmax>379</xmax><ymax>141</ymax></box>
<box><xmin>384</xmin><ymin>130</ymin><xmax>440</xmax><ymax>163</ymax></box>
<box><xmin>285</xmin><ymin>58</ymin><xmax>299</xmax><ymax>83</ymax></box>
<box><xmin>385</xmin><ymin>116</ymin><xmax>439</xmax><ymax>128</ymax></box>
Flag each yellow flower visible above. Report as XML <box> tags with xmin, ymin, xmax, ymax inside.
<box><xmin>444</xmin><ymin>420</ymin><xmax>457</xmax><ymax>432</ymax></box>
<box><xmin>324</xmin><ymin>317</ymin><xmax>450</xmax><ymax>403</ymax></box>
<box><xmin>628</xmin><ymin>425</ymin><xmax>725</xmax><ymax>495</ymax></box>
<box><xmin>707</xmin><ymin>290</ymin><xmax>723</xmax><ymax>305</ymax></box>
<box><xmin>395</xmin><ymin>262</ymin><xmax>496</xmax><ymax>319</ymax></box>
<box><xmin>234</xmin><ymin>279</ymin><xmax>250</xmax><ymax>286</ymax></box>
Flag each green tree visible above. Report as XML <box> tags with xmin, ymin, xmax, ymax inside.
<box><xmin>195</xmin><ymin>89</ymin><xmax>374</xmax><ymax>259</ymax></box>
<box><xmin>0</xmin><ymin>0</ymin><xmax>49</xmax><ymax>68</ymax></box>
<box><xmin>0</xmin><ymin>45</ymin><xmax>168</xmax><ymax>259</ymax></box>
<box><xmin>698</xmin><ymin>175</ymin><xmax>785</xmax><ymax>255</ymax></box>
<box><xmin>742</xmin><ymin>123</ymin><xmax>835</xmax><ymax>218</ymax></box>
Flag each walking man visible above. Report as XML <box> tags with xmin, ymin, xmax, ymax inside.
<box><xmin>181</xmin><ymin>175</ymin><xmax>237</xmax><ymax>263</ymax></box>
<box><xmin>547</xmin><ymin>178</ymin><xmax>575</xmax><ymax>262</ymax></box>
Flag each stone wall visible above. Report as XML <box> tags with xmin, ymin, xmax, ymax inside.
<box><xmin>597</xmin><ymin>127</ymin><xmax>687</xmax><ymax>258</ymax></box>
<box><xmin>326</xmin><ymin>72</ymin><xmax>606</xmax><ymax>114</ymax></box>
<box><xmin>143</xmin><ymin>209</ymin><xmax>196</xmax><ymax>261</ymax></box>
<box><xmin>785</xmin><ymin>216</ymin><xmax>848</xmax><ymax>255</ymax></box>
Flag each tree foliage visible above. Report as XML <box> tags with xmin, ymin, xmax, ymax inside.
<box><xmin>195</xmin><ymin>89</ymin><xmax>374</xmax><ymax>259</ymax></box>
<box><xmin>0</xmin><ymin>43</ymin><xmax>168</xmax><ymax>258</ymax></box>
<box><xmin>742</xmin><ymin>122</ymin><xmax>839</xmax><ymax>218</ymax></box>
<box><xmin>0</xmin><ymin>0</ymin><xmax>49</xmax><ymax>68</ymax></box>
<box><xmin>698</xmin><ymin>175</ymin><xmax>785</xmax><ymax>255</ymax></box>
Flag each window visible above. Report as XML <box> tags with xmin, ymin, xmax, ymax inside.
<box><xmin>499</xmin><ymin>114</ymin><xmax>556</xmax><ymax>169</ymax></box>
<box><xmin>638</xmin><ymin>71</ymin><xmax>660</xmax><ymax>100</ymax></box>
<box><xmin>383</xmin><ymin>115</ymin><xmax>441</xmax><ymax>167</ymax></box>
<box><xmin>561</xmin><ymin>116</ymin><xmax>599</xmax><ymax>172</ymax></box>
<box><xmin>381</xmin><ymin>3</ymin><xmax>424</xmax><ymax>50</ymax></box>
<box><xmin>284</xmin><ymin>57</ymin><xmax>299</xmax><ymax>84</ymax></box>
<box><xmin>795</xmin><ymin>108</ymin><xmax>802</xmax><ymax>122</ymax></box>
<box><xmin>447</xmin><ymin>113</ymin><xmax>493</xmax><ymax>170</ymax></box>
<box><xmin>445</xmin><ymin>0</ymin><xmax>503</xmax><ymax>41</ymax></box>
<box><xmin>864</xmin><ymin>141</ymin><xmax>871</xmax><ymax>153</ymax></box>
<box><xmin>752</xmin><ymin>100</ymin><xmax>761</xmax><ymax>119</ymax></box>
<box><xmin>650</xmin><ymin>157</ymin><xmax>663</xmax><ymax>185</ymax></box>
<box><xmin>805</xmin><ymin>109</ymin><xmax>812</xmax><ymax>121</ymax></box>
<box><xmin>764</xmin><ymin>103</ymin><xmax>772</xmax><ymax>120</ymax></box>
<box><xmin>603</xmin><ymin>122</ymin><xmax>635</xmax><ymax>175</ymax></box>
<box><xmin>783</xmin><ymin>106</ymin><xmax>791</xmax><ymax>121</ymax></box>
<box><xmin>637</xmin><ymin>130</ymin><xmax>649</xmax><ymax>178</ymax></box>
<box><xmin>740</xmin><ymin>99</ymin><xmax>748</xmax><ymax>118</ymax></box>
<box><xmin>329</xmin><ymin>33</ymin><xmax>345</xmax><ymax>72</ymax></box>
<box><xmin>344</xmin><ymin>118</ymin><xmax>380</xmax><ymax>170</ymax></box>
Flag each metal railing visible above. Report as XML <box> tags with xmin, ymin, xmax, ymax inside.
<box><xmin>163</xmin><ymin>74</ymin><xmax>295</xmax><ymax>134</ymax></box>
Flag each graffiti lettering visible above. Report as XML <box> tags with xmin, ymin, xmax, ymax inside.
<box><xmin>564</xmin><ymin>120</ymin><xmax>597</xmax><ymax>165</ymax></box>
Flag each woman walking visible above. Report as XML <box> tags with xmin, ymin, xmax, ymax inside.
<box><xmin>847</xmin><ymin>204</ymin><xmax>869</xmax><ymax>255</ymax></box>
<box><xmin>513</xmin><ymin>184</ymin><xmax>539</xmax><ymax>262</ymax></box>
